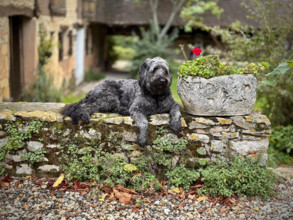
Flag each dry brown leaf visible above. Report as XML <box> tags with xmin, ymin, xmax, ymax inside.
<box><xmin>113</xmin><ymin>189</ymin><xmax>132</xmax><ymax>204</ymax></box>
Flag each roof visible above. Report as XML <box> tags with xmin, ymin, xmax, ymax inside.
<box><xmin>95</xmin><ymin>0</ymin><xmax>293</xmax><ymax>28</ymax></box>
<box><xmin>95</xmin><ymin>0</ymin><xmax>254</xmax><ymax>27</ymax></box>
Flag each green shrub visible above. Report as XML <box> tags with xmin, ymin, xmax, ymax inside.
<box><xmin>166</xmin><ymin>165</ymin><xmax>200</xmax><ymax>190</ymax></box>
<box><xmin>270</xmin><ymin>125</ymin><xmax>293</xmax><ymax>154</ymax></box>
<box><xmin>267</xmin><ymin>146</ymin><xmax>293</xmax><ymax>168</ymax></box>
<box><xmin>178</xmin><ymin>55</ymin><xmax>268</xmax><ymax>78</ymax></box>
<box><xmin>199</xmin><ymin>156</ymin><xmax>278</xmax><ymax>199</ymax></box>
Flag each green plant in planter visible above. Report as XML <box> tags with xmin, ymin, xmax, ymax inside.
<box><xmin>178</xmin><ymin>55</ymin><xmax>269</xmax><ymax>78</ymax></box>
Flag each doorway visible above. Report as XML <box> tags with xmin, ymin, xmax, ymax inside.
<box><xmin>9</xmin><ymin>16</ymin><xmax>23</xmax><ymax>100</ymax></box>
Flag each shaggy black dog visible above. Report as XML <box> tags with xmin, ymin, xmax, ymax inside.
<box><xmin>61</xmin><ymin>57</ymin><xmax>182</xmax><ymax>146</ymax></box>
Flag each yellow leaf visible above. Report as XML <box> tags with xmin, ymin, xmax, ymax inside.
<box><xmin>123</xmin><ymin>164</ymin><xmax>137</xmax><ymax>172</ymax></box>
<box><xmin>197</xmin><ymin>196</ymin><xmax>207</xmax><ymax>203</ymax></box>
<box><xmin>53</xmin><ymin>173</ymin><xmax>64</xmax><ymax>187</ymax></box>
<box><xmin>254</xmin><ymin>207</ymin><xmax>260</xmax><ymax>211</ymax></box>
<box><xmin>99</xmin><ymin>193</ymin><xmax>107</xmax><ymax>202</ymax></box>
<box><xmin>171</xmin><ymin>187</ymin><xmax>180</xmax><ymax>194</ymax></box>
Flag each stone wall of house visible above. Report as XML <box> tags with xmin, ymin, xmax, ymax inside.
<box><xmin>0</xmin><ymin>102</ymin><xmax>271</xmax><ymax>177</ymax></box>
<box><xmin>0</xmin><ymin>0</ymin><xmax>35</xmax><ymax>17</ymax></box>
<box><xmin>0</xmin><ymin>17</ymin><xmax>10</xmax><ymax>101</ymax></box>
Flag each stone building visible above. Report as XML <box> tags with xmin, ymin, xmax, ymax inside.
<box><xmin>0</xmin><ymin>0</ymin><xmax>99</xmax><ymax>101</ymax></box>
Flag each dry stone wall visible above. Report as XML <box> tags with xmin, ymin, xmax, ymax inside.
<box><xmin>0</xmin><ymin>103</ymin><xmax>271</xmax><ymax>177</ymax></box>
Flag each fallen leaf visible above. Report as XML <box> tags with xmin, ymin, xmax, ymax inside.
<box><xmin>53</xmin><ymin>173</ymin><xmax>64</xmax><ymax>187</ymax></box>
<box><xmin>2</xmin><ymin>175</ymin><xmax>13</xmax><ymax>183</ymax></box>
<box><xmin>171</xmin><ymin>187</ymin><xmax>180</xmax><ymax>194</ymax></box>
<box><xmin>113</xmin><ymin>189</ymin><xmax>132</xmax><ymax>204</ymax></box>
<box><xmin>229</xmin><ymin>198</ymin><xmax>236</xmax><ymax>205</ymax></box>
<box><xmin>99</xmin><ymin>193</ymin><xmax>107</xmax><ymax>202</ymax></box>
<box><xmin>198</xmin><ymin>196</ymin><xmax>208</xmax><ymax>203</ymax></box>
<box><xmin>130</xmin><ymin>173</ymin><xmax>142</xmax><ymax>182</ymax></box>
<box><xmin>254</xmin><ymin>207</ymin><xmax>260</xmax><ymax>211</ymax></box>
<box><xmin>236</xmin><ymin>210</ymin><xmax>245</xmax><ymax>214</ymax></box>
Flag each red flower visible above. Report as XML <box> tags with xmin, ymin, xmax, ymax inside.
<box><xmin>192</xmin><ymin>47</ymin><xmax>202</xmax><ymax>56</ymax></box>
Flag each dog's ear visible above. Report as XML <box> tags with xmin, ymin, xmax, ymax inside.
<box><xmin>138</xmin><ymin>59</ymin><xmax>150</xmax><ymax>88</ymax></box>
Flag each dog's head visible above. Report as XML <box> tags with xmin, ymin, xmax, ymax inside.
<box><xmin>138</xmin><ymin>57</ymin><xmax>172</xmax><ymax>96</ymax></box>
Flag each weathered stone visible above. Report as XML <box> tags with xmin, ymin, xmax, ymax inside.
<box><xmin>0</xmin><ymin>102</ymin><xmax>65</xmax><ymax>113</ymax></box>
<box><xmin>104</xmin><ymin>117</ymin><xmax>123</xmax><ymax>125</ymax></box>
<box><xmin>15</xmin><ymin>111</ymin><xmax>63</xmax><ymax>122</ymax></box>
<box><xmin>212</xmin><ymin>132</ymin><xmax>239</xmax><ymax>139</ymax></box>
<box><xmin>177</xmin><ymin>75</ymin><xmax>257</xmax><ymax>116</ymax></box>
<box><xmin>195</xmin><ymin>117</ymin><xmax>215</xmax><ymax>125</ymax></box>
<box><xmin>0</xmin><ymin>137</ymin><xmax>8</xmax><ymax>147</ymax></box>
<box><xmin>123</xmin><ymin>117</ymin><xmax>135</xmax><ymax>126</ymax></box>
<box><xmin>209</xmin><ymin>126</ymin><xmax>230</xmax><ymax>134</ymax></box>
<box><xmin>129</xmin><ymin>150</ymin><xmax>143</xmax><ymax>157</ymax></box>
<box><xmin>80</xmin><ymin>129</ymin><xmax>101</xmax><ymax>140</ymax></box>
<box><xmin>248</xmin><ymin>153</ymin><xmax>268</xmax><ymax>166</ymax></box>
<box><xmin>5</xmin><ymin>154</ymin><xmax>23</xmax><ymax>162</ymax></box>
<box><xmin>163</xmin><ymin>133</ymin><xmax>179</xmax><ymax>143</ymax></box>
<box><xmin>230</xmin><ymin>139</ymin><xmax>269</xmax><ymax>156</ymax></box>
<box><xmin>0</xmin><ymin>130</ymin><xmax>6</xmax><ymax>137</ymax></box>
<box><xmin>37</xmin><ymin>165</ymin><xmax>60</xmax><ymax>172</ymax></box>
<box><xmin>217</xmin><ymin>118</ymin><xmax>232</xmax><ymax>125</ymax></box>
<box><xmin>4</xmin><ymin>164</ymin><xmax>12</xmax><ymax>169</ymax></box>
<box><xmin>122</xmin><ymin>131</ymin><xmax>137</xmax><ymax>142</ymax></box>
<box><xmin>150</xmin><ymin>114</ymin><xmax>170</xmax><ymax>125</ymax></box>
<box><xmin>232</xmin><ymin>115</ymin><xmax>256</xmax><ymax>130</ymax></box>
<box><xmin>169</xmin><ymin>155</ymin><xmax>180</xmax><ymax>167</ymax></box>
<box><xmin>189</xmin><ymin>121</ymin><xmax>210</xmax><ymax>129</ymax></box>
<box><xmin>180</xmin><ymin>118</ymin><xmax>187</xmax><ymax>128</ymax></box>
<box><xmin>46</xmin><ymin>144</ymin><xmax>60</xmax><ymax>149</ymax></box>
<box><xmin>16</xmin><ymin>164</ymin><xmax>32</xmax><ymax>175</ymax></box>
<box><xmin>63</xmin><ymin>129</ymin><xmax>71</xmax><ymax>137</ymax></box>
<box><xmin>195</xmin><ymin>129</ymin><xmax>207</xmax><ymax>134</ymax></box>
<box><xmin>242</xmin><ymin>129</ymin><xmax>271</xmax><ymax>136</ymax></box>
<box><xmin>188</xmin><ymin>134</ymin><xmax>209</xmax><ymax>143</ymax></box>
<box><xmin>27</xmin><ymin>141</ymin><xmax>44</xmax><ymax>151</ymax></box>
<box><xmin>0</xmin><ymin>111</ymin><xmax>15</xmax><ymax>121</ymax></box>
<box><xmin>210</xmin><ymin>140</ymin><xmax>226</xmax><ymax>153</ymax></box>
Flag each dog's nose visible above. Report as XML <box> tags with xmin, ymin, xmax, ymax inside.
<box><xmin>159</xmin><ymin>78</ymin><xmax>166</xmax><ymax>83</ymax></box>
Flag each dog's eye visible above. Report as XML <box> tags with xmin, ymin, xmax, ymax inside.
<box><xmin>153</xmin><ymin>67</ymin><xmax>158</xmax><ymax>73</ymax></box>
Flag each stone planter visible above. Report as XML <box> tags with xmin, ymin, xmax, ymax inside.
<box><xmin>177</xmin><ymin>74</ymin><xmax>257</xmax><ymax>116</ymax></box>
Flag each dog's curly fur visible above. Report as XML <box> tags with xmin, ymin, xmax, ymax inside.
<box><xmin>60</xmin><ymin>57</ymin><xmax>182</xmax><ymax>146</ymax></box>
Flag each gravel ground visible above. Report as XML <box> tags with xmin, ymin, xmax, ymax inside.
<box><xmin>0</xmin><ymin>176</ymin><xmax>292</xmax><ymax>220</ymax></box>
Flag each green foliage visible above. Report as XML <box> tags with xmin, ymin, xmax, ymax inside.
<box><xmin>267</xmin><ymin>146</ymin><xmax>293</xmax><ymax>168</ymax></box>
<box><xmin>131</xmin><ymin>172</ymin><xmax>164</xmax><ymax>192</ymax></box>
<box><xmin>3</xmin><ymin>121</ymin><xmax>43</xmax><ymax>151</ymax></box>
<box><xmin>0</xmin><ymin>120</ymin><xmax>43</xmax><ymax>175</ymax></box>
<box><xmin>109</xmin><ymin>35</ymin><xmax>138</xmax><ymax>61</ymax></box>
<box><xmin>199</xmin><ymin>156</ymin><xmax>278</xmax><ymax>199</ymax></box>
<box><xmin>181</xmin><ymin>0</ymin><xmax>223</xmax><ymax>32</ymax></box>
<box><xmin>208</xmin><ymin>0</ymin><xmax>293</xmax><ymax>126</ymax></box>
<box><xmin>131</xmin><ymin>22</ymin><xmax>180</xmax><ymax>77</ymax></box>
<box><xmin>19</xmin><ymin>149</ymin><xmax>46</xmax><ymax>167</ymax></box>
<box><xmin>178</xmin><ymin>55</ymin><xmax>268</xmax><ymax>78</ymax></box>
<box><xmin>270</xmin><ymin>125</ymin><xmax>293</xmax><ymax>154</ymax></box>
<box><xmin>106</xmin><ymin>131</ymin><xmax>122</xmax><ymax>145</ymax></box>
<box><xmin>166</xmin><ymin>165</ymin><xmax>200</xmax><ymax>190</ymax></box>
<box><xmin>84</xmin><ymin>67</ymin><xmax>105</xmax><ymax>82</ymax></box>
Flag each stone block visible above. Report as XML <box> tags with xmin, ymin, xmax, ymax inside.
<box><xmin>37</xmin><ymin>165</ymin><xmax>60</xmax><ymax>172</ymax></box>
<box><xmin>210</xmin><ymin>140</ymin><xmax>226</xmax><ymax>153</ymax></box>
<box><xmin>230</xmin><ymin>139</ymin><xmax>269</xmax><ymax>156</ymax></box>
<box><xmin>150</xmin><ymin>114</ymin><xmax>170</xmax><ymax>125</ymax></box>
<box><xmin>122</xmin><ymin>131</ymin><xmax>137</xmax><ymax>142</ymax></box>
<box><xmin>16</xmin><ymin>164</ymin><xmax>32</xmax><ymax>175</ymax></box>
<box><xmin>27</xmin><ymin>141</ymin><xmax>44</xmax><ymax>151</ymax></box>
<box><xmin>188</xmin><ymin>133</ymin><xmax>209</xmax><ymax>143</ymax></box>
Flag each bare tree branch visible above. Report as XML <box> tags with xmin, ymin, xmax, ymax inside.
<box><xmin>149</xmin><ymin>0</ymin><xmax>160</xmax><ymax>35</ymax></box>
<box><xmin>159</xmin><ymin>0</ymin><xmax>186</xmax><ymax>40</ymax></box>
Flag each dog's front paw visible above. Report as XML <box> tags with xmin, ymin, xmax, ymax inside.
<box><xmin>137</xmin><ymin>135</ymin><xmax>147</xmax><ymax>147</ymax></box>
<box><xmin>170</xmin><ymin>120</ymin><xmax>182</xmax><ymax>133</ymax></box>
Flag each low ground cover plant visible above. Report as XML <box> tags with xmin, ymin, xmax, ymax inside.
<box><xmin>178</xmin><ymin>55</ymin><xmax>268</xmax><ymax>78</ymax></box>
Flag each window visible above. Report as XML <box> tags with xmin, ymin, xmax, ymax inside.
<box><xmin>58</xmin><ymin>32</ymin><xmax>63</xmax><ymax>61</ymax></box>
<box><xmin>82</xmin><ymin>0</ymin><xmax>96</xmax><ymax>19</ymax></box>
<box><xmin>68</xmin><ymin>31</ymin><xmax>73</xmax><ymax>56</ymax></box>
<box><xmin>50</xmin><ymin>0</ymin><xmax>66</xmax><ymax>16</ymax></box>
